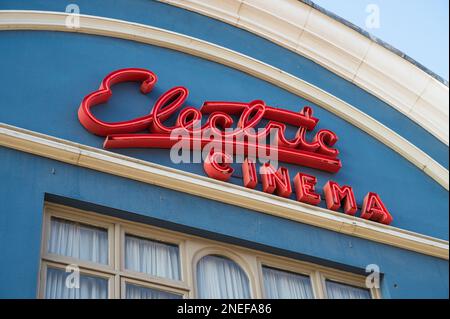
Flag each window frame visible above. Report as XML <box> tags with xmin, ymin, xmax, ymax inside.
<box><xmin>319</xmin><ymin>269</ymin><xmax>380</xmax><ymax>299</ymax></box>
<box><xmin>257</xmin><ymin>255</ymin><xmax>380</xmax><ymax>299</ymax></box>
<box><xmin>38</xmin><ymin>260</ymin><xmax>115</xmax><ymax>299</ymax></box>
<box><xmin>40</xmin><ymin>203</ymin><xmax>189</xmax><ymax>299</ymax></box>
<box><xmin>192</xmin><ymin>248</ymin><xmax>256</xmax><ymax>299</ymax></box>
<box><xmin>120</xmin><ymin>226</ymin><xmax>188</xmax><ymax>291</ymax></box>
<box><xmin>39</xmin><ymin>203</ymin><xmax>382</xmax><ymax>299</ymax></box>
<box><xmin>259</xmin><ymin>264</ymin><xmax>316</xmax><ymax>299</ymax></box>
<box><xmin>41</xmin><ymin>205</ymin><xmax>116</xmax><ymax>271</ymax></box>
<box><xmin>257</xmin><ymin>256</ymin><xmax>321</xmax><ymax>298</ymax></box>
<box><xmin>120</xmin><ymin>277</ymin><xmax>187</xmax><ymax>299</ymax></box>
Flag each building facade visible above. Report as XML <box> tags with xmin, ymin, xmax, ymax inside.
<box><xmin>0</xmin><ymin>0</ymin><xmax>448</xmax><ymax>299</ymax></box>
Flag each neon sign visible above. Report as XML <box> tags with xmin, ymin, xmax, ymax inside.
<box><xmin>78</xmin><ymin>68</ymin><xmax>341</xmax><ymax>173</ymax></box>
<box><xmin>78</xmin><ymin>68</ymin><xmax>393</xmax><ymax>225</ymax></box>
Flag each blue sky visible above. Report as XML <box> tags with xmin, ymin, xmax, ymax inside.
<box><xmin>312</xmin><ymin>0</ymin><xmax>449</xmax><ymax>81</ymax></box>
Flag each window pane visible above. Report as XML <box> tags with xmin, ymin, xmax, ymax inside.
<box><xmin>262</xmin><ymin>266</ymin><xmax>314</xmax><ymax>299</ymax></box>
<box><xmin>196</xmin><ymin>255</ymin><xmax>251</xmax><ymax>299</ymax></box>
<box><xmin>48</xmin><ymin>217</ymin><xmax>108</xmax><ymax>264</ymax></box>
<box><xmin>45</xmin><ymin>267</ymin><xmax>108</xmax><ymax>299</ymax></box>
<box><xmin>326</xmin><ymin>280</ymin><xmax>371</xmax><ymax>299</ymax></box>
<box><xmin>125</xmin><ymin>283</ymin><xmax>182</xmax><ymax>299</ymax></box>
<box><xmin>124</xmin><ymin>234</ymin><xmax>180</xmax><ymax>281</ymax></box>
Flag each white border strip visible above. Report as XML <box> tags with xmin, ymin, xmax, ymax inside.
<box><xmin>0</xmin><ymin>123</ymin><xmax>448</xmax><ymax>260</ymax></box>
<box><xmin>0</xmin><ymin>10</ymin><xmax>447</xmax><ymax>190</ymax></box>
<box><xmin>158</xmin><ymin>0</ymin><xmax>449</xmax><ymax>145</ymax></box>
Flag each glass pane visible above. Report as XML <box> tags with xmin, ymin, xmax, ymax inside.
<box><xmin>48</xmin><ymin>217</ymin><xmax>108</xmax><ymax>264</ymax></box>
<box><xmin>262</xmin><ymin>266</ymin><xmax>314</xmax><ymax>299</ymax></box>
<box><xmin>45</xmin><ymin>267</ymin><xmax>108</xmax><ymax>299</ymax></box>
<box><xmin>125</xmin><ymin>283</ymin><xmax>182</xmax><ymax>299</ymax></box>
<box><xmin>326</xmin><ymin>280</ymin><xmax>371</xmax><ymax>299</ymax></box>
<box><xmin>196</xmin><ymin>255</ymin><xmax>251</xmax><ymax>299</ymax></box>
<box><xmin>125</xmin><ymin>234</ymin><xmax>180</xmax><ymax>281</ymax></box>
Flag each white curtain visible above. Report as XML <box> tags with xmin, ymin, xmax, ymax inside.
<box><xmin>45</xmin><ymin>267</ymin><xmax>108</xmax><ymax>299</ymax></box>
<box><xmin>196</xmin><ymin>255</ymin><xmax>251</xmax><ymax>299</ymax></box>
<box><xmin>125</xmin><ymin>283</ymin><xmax>182</xmax><ymax>299</ymax></box>
<box><xmin>125</xmin><ymin>235</ymin><xmax>180</xmax><ymax>281</ymax></box>
<box><xmin>326</xmin><ymin>280</ymin><xmax>371</xmax><ymax>299</ymax></box>
<box><xmin>48</xmin><ymin>217</ymin><xmax>108</xmax><ymax>264</ymax></box>
<box><xmin>262</xmin><ymin>266</ymin><xmax>314</xmax><ymax>299</ymax></box>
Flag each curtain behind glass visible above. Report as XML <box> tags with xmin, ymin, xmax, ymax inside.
<box><xmin>326</xmin><ymin>280</ymin><xmax>371</xmax><ymax>299</ymax></box>
<box><xmin>48</xmin><ymin>217</ymin><xmax>108</xmax><ymax>264</ymax></box>
<box><xmin>125</xmin><ymin>234</ymin><xmax>180</xmax><ymax>281</ymax></box>
<box><xmin>45</xmin><ymin>267</ymin><xmax>108</xmax><ymax>299</ymax></box>
<box><xmin>262</xmin><ymin>266</ymin><xmax>314</xmax><ymax>299</ymax></box>
<box><xmin>125</xmin><ymin>283</ymin><xmax>182</xmax><ymax>299</ymax></box>
<box><xmin>196</xmin><ymin>255</ymin><xmax>251</xmax><ymax>299</ymax></box>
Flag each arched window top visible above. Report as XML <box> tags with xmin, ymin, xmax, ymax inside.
<box><xmin>196</xmin><ymin>254</ymin><xmax>251</xmax><ymax>299</ymax></box>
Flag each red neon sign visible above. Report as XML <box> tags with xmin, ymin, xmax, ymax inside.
<box><xmin>294</xmin><ymin>173</ymin><xmax>321</xmax><ymax>206</ymax></box>
<box><xmin>323</xmin><ymin>181</ymin><xmax>358</xmax><ymax>216</ymax></box>
<box><xmin>78</xmin><ymin>68</ymin><xmax>393</xmax><ymax>225</ymax></box>
<box><xmin>78</xmin><ymin>68</ymin><xmax>341</xmax><ymax>173</ymax></box>
<box><xmin>202</xmin><ymin>154</ymin><xmax>393</xmax><ymax>224</ymax></box>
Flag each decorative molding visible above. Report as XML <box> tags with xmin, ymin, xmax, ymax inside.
<box><xmin>157</xmin><ymin>0</ymin><xmax>449</xmax><ymax>145</ymax></box>
<box><xmin>1</xmin><ymin>124</ymin><xmax>448</xmax><ymax>260</ymax></box>
<box><xmin>0</xmin><ymin>10</ymin><xmax>447</xmax><ymax>190</ymax></box>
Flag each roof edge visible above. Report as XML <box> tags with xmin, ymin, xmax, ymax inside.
<box><xmin>300</xmin><ymin>0</ymin><xmax>448</xmax><ymax>86</ymax></box>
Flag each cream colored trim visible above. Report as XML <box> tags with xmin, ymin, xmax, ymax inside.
<box><xmin>41</xmin><ymin>203</ymin><xmax>381</xmax><ymax>299</ymax></box>
<box><xmin>4</xmin><ymin>125</ymin><xmax>448</xmax><ymax>260</ymax></box>
<box><xmin>0</xmin><ymin>10</ymin><xmax>447</xmax><ymax>190</ymax></box>
<box><xmin>157</xmin><ymin>0</ymin><xmax>449</xmax><ymax>145</ymax></box>
<box><xmin>113</xmin><ymin>223</ymin><xmax>121</xmax><ymax>298</ymax></box>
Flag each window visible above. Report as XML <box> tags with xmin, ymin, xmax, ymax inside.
<box><xmin>325</xmin><ymin>280</ymin><xmax>371</xmax><ymax>299</ymax></box>
<box><xmin>39</xmin><ymin>203</ymin><xmax>381</xmax><ymax>299</ymax></box>
<box><xmin>262</xmin><ymin>266</ymin><xmax>314</xmax><ymax>299</ymax></box>
<box><xmin>40</xmin><ymin>204</ymin><xmax>187</xmax><ymax>299</ymax></box>
<box><xmin>124</xmin><ymin>282</ymin><xmax>183</xmax><ymax>299</ymax></box>
<box><xmin>45</xmin><ymin>266</ymin><xmax>108</xmax><ymax>299</ymax></box>
<box><xmin>196</xmin><ymin>255</ymin><xmax>251</xmax><ymax>299</ymax></box>
<box><xmin>48</xmin><ymin>217</ymin><xmax>108</xmax><ymax>265</ymax></box>
<box><xmin>124</xmin><ymin>234</ymin><xmax>180</xmax><ymax>281</ymax></box>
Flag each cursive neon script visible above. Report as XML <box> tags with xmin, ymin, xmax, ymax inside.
<box><xmin>78</xmin><ymin>68</ymin><xmax>342</xmax><ymax>173</ymax></box>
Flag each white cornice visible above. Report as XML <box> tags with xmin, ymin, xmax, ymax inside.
<box><xmin>157</xmin><ymin>0</ymin><xmax>449</xmax><ymax>145</ymax></box>
<box><xmin>0</xmin><ymin>123</ymin><xmax>448</xmax><ymax>260</ymax></box>
<box><xmin>0</xmin><ymin>10</ymin><xmax>447</xmax><ymax>190</ymax></box>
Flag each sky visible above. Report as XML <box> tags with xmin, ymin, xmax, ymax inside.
<box><xmin>312</xmin><ymin>0</ymin><xmax>449</xmax><ymax>81</ymax></box>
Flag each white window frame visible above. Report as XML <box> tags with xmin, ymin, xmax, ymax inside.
<box><xmin>38</xmin><ymin>260</ymin><xmax>115</xmax><ymax>299</ymax></box>
<box><xmin>120</xmin><ymin>277</ymin><xmax>186</xmax><ymax>299</ymax></box>
<box><xmin>39</xmin><ymin>203</ymin><xmax>381</xmax><ymax>299</ymax></box>
<box><xmin>319</xmin><ymin>269</ymin><xmax>380</xmax><ymax>299</ymax></box>
<box><xmin>191</xmin><ymin>246</ymin><xmax>257</xmax><ymax>299</ymax></box>
<box><xmin>257</xmin><ymin>255</ymin><xmax>380</xmax><ymax>299</ymax></box>
<box><xmin>119</xmin><ymin>225</ymin><xmax>189</xmax><ymax>292</ymax></box>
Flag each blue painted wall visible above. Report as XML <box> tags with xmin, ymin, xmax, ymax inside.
<box><xmin>0</xmin><ymin>0</ymin><xmax>448</xmax><ymax>298</ymax></box>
